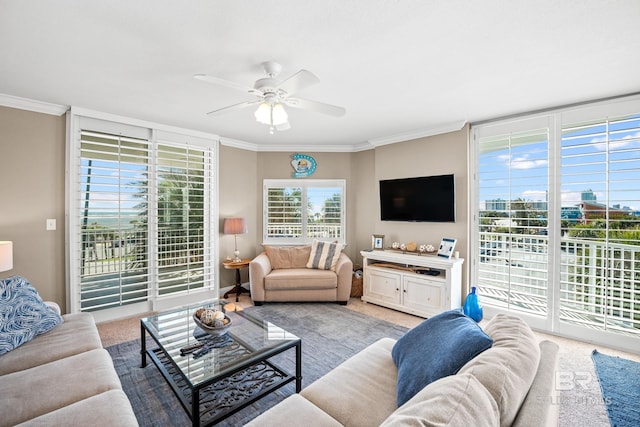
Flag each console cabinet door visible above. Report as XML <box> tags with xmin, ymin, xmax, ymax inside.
<box><xmin>402</xmin><ymin>276</ymin><xmax>445</xmax><ymax>316</ymax></box>
<box><xmin>365</xmin><ymin>268</ymin><xmax>401</xmax><ymax>304</ymax></box>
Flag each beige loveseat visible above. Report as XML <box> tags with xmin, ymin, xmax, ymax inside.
<box><xmin>0</xmin><ymin>306</ymin><xmax>138</xmax><ymax>426</ymax></box>
<box><xmin>246</xmin><ymin>313</ymin><xmax>559</xmax><ymax>427</ymax></box>
<box><xmin>249</xmin><ymin>244</ymin><xmax>353</xmax><ymax>305</ymax></box>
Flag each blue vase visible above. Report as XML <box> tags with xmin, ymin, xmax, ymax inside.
<box><xmin>463</xmin><ymin>286</ymin><xmax>483</xmax><ymax>322</ymax></box>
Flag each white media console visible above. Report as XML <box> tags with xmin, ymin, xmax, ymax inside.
<box><xmin>360</xmin><ymin>249</ymin><xmax>463</xmax><ymax>318</ymax></box>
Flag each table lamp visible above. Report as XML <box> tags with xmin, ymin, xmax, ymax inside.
<box><xmin>223</xmin><ymin>218</ymin><xmax>247</xmax><ymax>262</ymax></box>
<box><xmin>0</xmin><ymin>241</ymin><xmax>14</xmax><ymax>273</ymax></box>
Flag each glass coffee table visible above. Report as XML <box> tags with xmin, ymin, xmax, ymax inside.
<box><xmin>140</xmin><ymin>301</ymin><xmax>301</xmax><ymax>426</ymax></box>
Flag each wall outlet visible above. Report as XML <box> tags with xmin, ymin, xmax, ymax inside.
<box><xmin>46</xmin><ymin>219</ymin><xmax>56</xmax><ymax>231</ymax></box>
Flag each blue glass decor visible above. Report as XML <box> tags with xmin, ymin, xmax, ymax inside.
<box><xmin>463</xmin><ymin>286</ymin><xmax>483</xmax><ymax>322</ymax></box>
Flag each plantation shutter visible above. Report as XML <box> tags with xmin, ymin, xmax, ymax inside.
<box><xmin>306</xmin><ymin>186</ymin><xmax>343</xmax><ymax>240</ymax></box>
<box><xmin>263</xmin><ymin>179</ymin><xmax>346</xmax><ymax>244</ymax></box>
<box><xmin>264</xmin><ymin>184</ymin><xmax>303</xmax><ymax>240</ymax></box>
<box><xmin>475</xmin><ymin>124</ymin><xmax>550</xmax><ymax>317</ymax></box>
<box><xmin>560</xmin><ymin>112</ymin><xmax>640</xmax><ymax>334</ymax></box>
<box><xmin>155</xmin><ymin>142</ymin><xmax>213</xmax><ymax>295</ymax></box>
<box><xmin>76</xmin><ymin>130</ymin><xmax>150</xmax><ymax>311</ymax></box>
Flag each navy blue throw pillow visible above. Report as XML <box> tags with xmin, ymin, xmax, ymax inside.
<box><xmin>391</xmin><ymin>309</ymin><xmax>493</xmax><ymax>407</ymax></box>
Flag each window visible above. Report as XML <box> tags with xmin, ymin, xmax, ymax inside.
<box><xmin>263</xmin><ymin>179</ymin><xmax>346</xmax><ymax>244</ymax></box>
<box><xmin>472</xmin><ymin>95</ymin><xmax>640</xmax><ymax>351</ymax></box>
<box><xmin>68</xmin><ymin>113</ymin><xmax>217</xmax><ymax>318</ymax></box>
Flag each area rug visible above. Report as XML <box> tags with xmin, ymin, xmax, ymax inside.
<box><xmin>591</xmin><ymin>349</ymin><xmax>640</xmax><ymax>427</ymax></box>
<box><xmin>107</xmin><ymin>303</ymin><xmax>409</xmax><ymax>426</ymax></box>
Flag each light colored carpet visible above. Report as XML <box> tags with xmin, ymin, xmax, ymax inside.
<box><xmin>97</xmin><ymin>295</ymin><xmax>640</xmax><ymax>427</ymax></box>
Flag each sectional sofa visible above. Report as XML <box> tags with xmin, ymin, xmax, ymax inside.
<box><xmin>247</xmin><ymin>312</ymin><xmax>559</xmax><ymax>426</ymax></box>
<box><xmin>0</xmin><ymin>291</ymin><xmax>138</xmax><ymax>426</ymax></box>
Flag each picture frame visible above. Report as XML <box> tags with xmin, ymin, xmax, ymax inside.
<box><xmin>437</xmin><ymin>237</ymin><xmax>457</xmax><ymax>259</ymax></box>
<box><xmin>372</xmin><ymin>234</ymin><xmax>385</xmax><ymax>250</ymax></box>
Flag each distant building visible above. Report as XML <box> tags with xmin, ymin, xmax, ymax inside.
<box><xmin>578</xmin><ymin>201</ymin><xmax>631</xmax><ymax>223</ymax></box>
<box><xmin>486</xmin><ymin>198</ymin><xmax>508</xmax><ymax>211</ymax></box>
<box><xmin>561</xmin><ymin>206</ymin><xmax>582</xmax><ymax>222</ymax></box>
<box><xmin>581</xmin><ymin>190</ymin><xmax>597</xmax><ymax>202</ymax></box>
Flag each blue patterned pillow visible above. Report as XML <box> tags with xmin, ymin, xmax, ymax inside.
<box><xmin>0</xmin><ymin>275</ymin><xmax>64</xmax><ymax>355</ymax></box>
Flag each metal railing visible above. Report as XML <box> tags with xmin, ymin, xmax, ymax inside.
<box><xmin>478</xmin><ymin>231</ymin><xmax>640</xmax><ymax>336</ymax></box>
<box><xmin>265</xmin><ymin>223</ymin><xmax>342</xmax><ymax>239</ymax></box>
<box><xmin>79</xmin><ymin>227</ymin><xmax>207</xmax><ymax>311</ymax></box>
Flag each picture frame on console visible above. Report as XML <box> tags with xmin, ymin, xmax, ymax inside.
<box><xmin>437</xmin><ymin>237</ymin><xmax>457</xmax><ymax>259</ymax></box>
<box><xmin>372</xmin><ymin>234</ymin><xmax>385</xmax><ymax>250</ymax></box>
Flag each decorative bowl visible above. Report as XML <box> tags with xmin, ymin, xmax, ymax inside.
<box><xmin>193</xmin><ymin>312</ymin><xmax>232</xmax><ymax>336</ymax></box>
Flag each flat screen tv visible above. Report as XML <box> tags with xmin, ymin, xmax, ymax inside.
<box><xmin>379</xmin><ymin>174</ymin><xmax>455</xmax><ymax>222</ymax></box>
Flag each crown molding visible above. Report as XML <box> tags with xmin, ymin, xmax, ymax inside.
<box><xmin>0</xmin><ymin>93</ymin><xmax>68</xmax><ymax>116</ymax></box>
<box><xmin>220</xmin><ymin>136</ymin><xmax>365</xmax><ymax>153</ymax></box>
<box><xmin>368</xmin><ymin>120</ymin><xmax>467</xmax><ymax>147</ymax></box>
<box><xmin>255</xmin><ymin>143</ymin><xmax>358</xmax><ymax>152</ymax></box>
<box><xmin>219</xmin><ymin>137</ymin><xmax>259</xmax><ymax>151</ymax></box>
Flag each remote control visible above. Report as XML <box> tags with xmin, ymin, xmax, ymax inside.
<box><xmin>180</xmin><ymin>342</ymin><xmax>204</xmax><ymax>355</ymax></box>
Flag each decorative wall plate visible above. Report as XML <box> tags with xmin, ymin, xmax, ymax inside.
<box><xmin>291</xmin><ymin>153</ymin><xmax>316</xmax><ymax>178</ymax></box>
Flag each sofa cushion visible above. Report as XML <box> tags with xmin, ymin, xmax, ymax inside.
<box><xmin>15</xmin><ymin>389</ymin><xmax>138</xmax><ymax>427</ymax></box>
<box><xmin>301</xmin><ymin>338</ymin><xmax>399</xmax><ymax>426</ymax></box>
<box><xmin>265</xmin><ymin>245</ymin><xmax>312</xmax><ymax>269</ymax></box>
<box><xmin>0</xmin><ymin>312</ymin><xmax>102</xmax><ymax>375</ymax></box>
<box><xmin>391</xmin><ymin>309</ymin><xmax>493</xmax><ymax>406</ymax></box>
<box><xmin>381</xmin><ymin>373</ymin><xmax>500</xmax><ymax>427</ymax></box>
<box><xmin>458</xmin><ymin>313</ymin><xmax>541</xmax><ymax>427</ymax></box>
<box><xmin>306</xmin><ymin>240</ymin><xmax>343</xmax><ymax>271</ymax></box>
<box><xmin>264</xmin><ymin>268</ymin><xmax>338</xmax><ymax>290</ymax></box>
<box><xmin>0</xmin><ymin>348</ymin><xmax>123</xmax><ymax>426</ymax></box>
<box><xmin>0</xmin><ymin>275</ymin><xmax>64</xmax><ymax>355</ymax></box>
<box><xmin>245</xmin><ymin>394</ymin><xmax>343</xmax><ymax>427</ymax></box>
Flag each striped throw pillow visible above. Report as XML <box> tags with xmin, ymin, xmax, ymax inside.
<box><xmin>306</xmin><ymin>240</ymin><xmax>343</xmax><ymax>271</ymax></box>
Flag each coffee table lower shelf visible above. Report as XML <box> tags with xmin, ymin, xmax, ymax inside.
<box><xmin>146</xmin><ymin>347</ymin><xmax>298</xmax><ymax>426</ymax></box>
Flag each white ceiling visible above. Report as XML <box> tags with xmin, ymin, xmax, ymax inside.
<box><xmin>1</xmin><ymin>1</ymin><xmax>639</xmax><ymax>151</ymax></box>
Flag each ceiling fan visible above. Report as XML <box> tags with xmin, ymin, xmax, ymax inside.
<box><xmin>194</xmin><ymin>61</ymin><xmax>346</xmax><ymax>134</ymax></box>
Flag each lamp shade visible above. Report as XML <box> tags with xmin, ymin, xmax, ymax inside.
<box><xmin>223</xmin><ymin>218</ymin><xmax>247</xmax><ymax>235</ymax></box>
<box><xmin>0</xmin><ymin>241</ymin><xmax>13</xmax><ymax>272</ymax></box>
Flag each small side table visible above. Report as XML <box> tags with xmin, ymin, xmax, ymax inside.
<box><xmin>223</xmin><ymin>258</ymin><xmax>251</xmax><ymax>302</ymax></box>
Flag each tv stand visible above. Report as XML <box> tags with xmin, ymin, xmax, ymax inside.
<box><xmin>360</xmin><ymin>250</ymin><xmax>463</xmax><ymax>318</ymax></box>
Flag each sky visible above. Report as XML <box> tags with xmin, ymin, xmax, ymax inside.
<box><xmin>479</xmin><ymin>114</ymin><xmax>640</xmax><ymax>213</ymax></box>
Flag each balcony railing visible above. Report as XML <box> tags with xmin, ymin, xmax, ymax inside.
<box><xmin>265</xmin><ymin>222</ymin><xmax>342</xmax><ymax>239</ymax></box>
<box><xmin>478</xmin><ymin>231</ymin><xmax>640</xmax><ymax>337</ymax></box>
<box><xmin>79</xmin><ymin>227</ymin><xmax>206</xmax><ymax>311</ymax></box>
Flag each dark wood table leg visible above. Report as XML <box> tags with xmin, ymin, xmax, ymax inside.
<box><xmin>223</xmin><ymin>268</ymin><xmax>251</xmax><ymax>302</ymax></box>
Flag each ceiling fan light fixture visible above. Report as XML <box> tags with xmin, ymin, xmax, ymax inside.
<box><xmin>254</xmin><ymin>102</ymin><xmax>272</xmax><ymax>125</ymax></box>
<box><xmin>271</xmin><ymin>103</ymin><xmax>288</xmax><ymax>126</ymax></box>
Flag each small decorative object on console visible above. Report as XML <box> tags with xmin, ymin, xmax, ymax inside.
<box><xmin>437</xmin><ymin>238</ymin><xmax>457</xmax><ymax>259</ymax></box>
<box><xmin>463</xmin><ymin>287</ymin><xmax>484</xmax><ymax>322</ymax></box>
<box><xmin>372</xmin><ymin>234</ymin><xmax>385</xmax><ymax>250</ymax></box>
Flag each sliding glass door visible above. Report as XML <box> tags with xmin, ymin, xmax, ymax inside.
<box><xmin>68</xmin><ymin>113</ymin><xmax>218</xmax><ymax>320</ymax></box>
<box><xmin>472</xmin><ymin>96</ymin><xmax>640</xmax><ymax>352</ymax></box>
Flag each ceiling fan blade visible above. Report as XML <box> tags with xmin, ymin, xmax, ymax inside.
<box><xmin>277</xmin><ymin>70</ymin><xmax>320</xmax><ymax>95</ymax></box>
<box><xmin>206</xmin><ymin>100</ymin><xmax>261</xmax><ymax>116</ymax></box>
<box><xmin>194</xmin><ymin>74</ymin><xmax>259</xmax><ymax>95</ymax></box>
<box><xmin>284</xmin><ymin>97</ymin><xmax>346</xmax><ymax>117</ymax></box>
